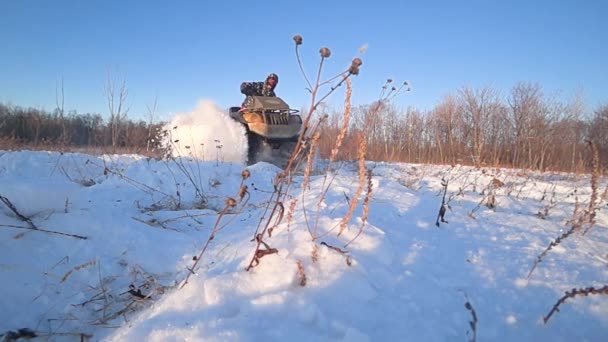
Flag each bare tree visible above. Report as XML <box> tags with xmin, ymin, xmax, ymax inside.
<box><xmin>459</xmin><ymin>86</ymin><xmax>499</xmax><ymax>166</ymax></box>
<box><xmin>146</xmin><ymin>93</ymin><xmax>159</xmax><ymax>152</ymax></box>
<box><xmin>430</xmin><ymin>95</ymin><xmax>464</xmax><ymax>164</ymax></box>
<box><xmin>508</xmin><ymin>82</ymin><xmax>544</xmax><ymax>168</ymax></box>
<box><xmin>55</xmin><ymin>77</ymin><xmax>70</xmax><ymax>145</ymax></box>
<box><xmin>104</xmin><ymin>69</ymin><xmax>130</xmax><ymax>149</ymax></box>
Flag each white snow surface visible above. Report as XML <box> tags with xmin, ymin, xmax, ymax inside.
<box><xmin>1</xmin><ymin>148</ymin><xmax>607</xmax><ymax>341</ymax></box>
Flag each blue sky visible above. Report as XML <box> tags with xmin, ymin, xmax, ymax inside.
<box><xmin>1</xmin><ymin>0</ymin><xmax>606</xmax><ymax>121</ymax></box>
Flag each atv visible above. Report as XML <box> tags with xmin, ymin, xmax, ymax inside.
<box><xmin>229</xmin><ymin>96</ymin><xmax>303</xmax><ymax>168</ymax></box>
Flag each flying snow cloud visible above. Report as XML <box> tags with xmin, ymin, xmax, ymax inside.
<box><xmin>161</xmin><ymin>100</ymin><xmax>248</xmax><ymax>164</ymax></box>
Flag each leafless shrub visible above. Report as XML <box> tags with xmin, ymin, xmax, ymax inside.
<box><xmin>468</xmin><ymin>178</ymin><xmax>502</xmax><ymax>219</ymax></box>
<box><xmin>536</xmin><ymin>183</ymin><xmax>557</xmax><ymax>219</ymax></box>
<box><xmin>528</xmin><ymin>142</ymin><xmax>603</xmax><ymax>278</ymax></box>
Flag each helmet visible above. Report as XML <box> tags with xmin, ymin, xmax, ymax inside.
<box><xmin>266</xmin><ymin>73</ymin><xmax>279</xmax><ymax>83</ymax></box>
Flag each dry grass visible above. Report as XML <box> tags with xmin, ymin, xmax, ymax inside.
<box><xmin>60</xmin><ymin>259</ymin><xmax>97</xmax><ymax>283</ymax></box>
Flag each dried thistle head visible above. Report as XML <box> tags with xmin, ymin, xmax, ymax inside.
<box><xmin>387</xmin><ymin>78</ymin><xmax>393</xmax><ymax>83</ymax></box>
<box><xmin>320</xmin><ymin>47</ymin><xmax>331</xmax><ymax>58</ymax></box>
<box><xmin>349</xmin><ymin>57</ymin><xmax>363</xmax><ymax>75</ymax></box>
<box><xmin>241</xmin><ymin>169</ymin><xmax>250</xmax><ymax>180</ymax></box>
<box><xmin>225</xmin><ymin>197</ymin><xmax>237</xmax><ymax>207</ymax></box>
<box><xmin>239</xmin><ymin>185</ymin><xmax>248</xmax><ymax>200</ymax></box>
<box><xmin>293</xmin><ymin>35</ymin><xmax>303</xmax><ymax>45</ymax></box>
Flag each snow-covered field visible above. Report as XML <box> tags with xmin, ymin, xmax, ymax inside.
<box><xmin>1</xmin><ymin>147</ymin><xmax>607</xmax><ymax>341</ymax></box>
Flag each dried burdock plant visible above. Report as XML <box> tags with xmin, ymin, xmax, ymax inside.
<box><xmin>245</xmin><ymin>35</ymin><xmax>367</xmax><ymax>271</ymax></box>
<box><xmin>296</xmin><ymin>260</ymin><xmax>307</xmax><ymax>286</ymax></box>
<box><xmin>319</xmin><ymin>47</ymin><xmax>331</xmax><ymax>58</ymax></box>
<box><xmin>543</xmin><ymin>285</ymin><xmax>608</xmax><ymax>323</ymax></box>
<box><xmin>241</xmin><ymin>169</ymin><xmax>251</xmax><ymax>180</ymax></box>
<box><xmin>238</xmin><ymin>185</ymin><xmax>249</xmax><ymax>202</ymax></box>
<box><xmin>349</xmin><ymin>58</ymin><xmax>363</xmax><ymax>75</ymax></box>
<box><xmin>225</xmin><ymin>197</ymin><xmax>237</xmax><ymax>208</ymax></box>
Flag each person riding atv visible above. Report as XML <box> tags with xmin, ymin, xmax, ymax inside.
<box><xmin>240</xmin><ymin>73</ymin><xmax>279</xmax><ymax>108</ymax></box>
<box><xmin>229</xmin><ymin>72</ymin><xmax>306</xmax><ymax>167</ymax></box>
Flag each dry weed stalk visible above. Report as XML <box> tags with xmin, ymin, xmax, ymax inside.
<box><xmin>320</xmin><ymin>241</ymin><xmax>352</xmax><ymax>266</ymax></box>
<box><xmin>309</xmin><ymin>78</ymin><xmax>352</xmax><ymax>240</ymax></box>
<box><xmin>180</xmin><ymin>197</ymin><xmax>238</xmax><ymax>289</ymax></box>
<box><xmin>528</xmin><ymin>142</ymin><xmax>602</xmax><ymax>278</ymax></box>
<box><xmin>286</xmin><ymin>198</ymin><xmax>297</xmax><ymax>231</ymax></box>
<box><xmin>1</xmin><ymin>194</ymin><xmax>39</xmax><ymax>230</ymax></box>
<box><xmin>337</xmin><ymin>135</ymin><xmax>367</xmax><ymax>237</ymax></box>
<box><xmin>582</xmin><ymin>140</ymin><xmax>600</xmax><ymax>235</ymax></box>
<box><xmin>345</xmin><ymin>169</ymin><xmax>373</xmax><ymax>247</ymax></box>
<box><xmin>536</xmin><ymin>183</ymin><xmax>558</xmax><ymax>219</ymax></box>
<box><xmin>330</xmin><ymin>78</ymin><xmax>352</xmax><ymax>165</ymax></box>
<box><xmin>296</xmin><ymin>260</ymin><xmax>307</xmax><ymax>286</ymax></box>
<box><xmin>464</xmin><ymin>297</ymin><xmax>478</xmax><ymax>342</ymax></box>
<box><xmin>436</xmin><ymin>178</ymin><xmax>449</xmax><ymax>227</ymax></box>
<box><xmin>301</xmin><ymin>131</ymin><xmax>321</xmax><ymax>236</ymax></box>
<box><xmin>468</xmin><ymin>178</ymin><xmax>502</xmax><ymax>219</ymax></box>
<box><xmin>0</xmin><ymin>194</ymin><xmax>88</xmax><ymax>239</ymax></box>
<box><xmin>245</xmin><ymin>35</ymin><xmax>363</xmax><ymax>270</ymax></box>
<box><xmin>543</xmin><ymin>285</ymin><xmax>608</xmax><ymax>323</ymax></box>
<box><xmin>60</xmin><ymin>259</ymin><xmax>97</xmax><ymax>283</ymax></box>
<box><xmin>311</xmin><ymin>244</ymin><xmax>319</xmax><ymax>263</ymax></box>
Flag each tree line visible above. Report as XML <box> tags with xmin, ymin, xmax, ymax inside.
<box><xmin>1</xmin><ymin>81</ymin><xmax>606</xmax><ymax>173</ymax></box>
<box><xmin>317</xmin><ymin>82</ymin><xmax>607</xmax><ymax>173</ymax></box>
<box><xmin>0</xmin><ymin>102</ymin><xmax>163</xmax><ymax>152</ymax></box>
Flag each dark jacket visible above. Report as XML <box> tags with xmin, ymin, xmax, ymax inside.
<box><xmin>240</xmin><ymin>81</ymin><xmax>276</xmax><ymax>97</ymax></box>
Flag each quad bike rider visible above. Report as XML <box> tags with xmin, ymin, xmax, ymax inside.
<box><xmin>229</xmin><ymin>73</ymin><xmax>304</xmax><ymax>167</ymax></box>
